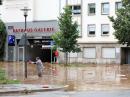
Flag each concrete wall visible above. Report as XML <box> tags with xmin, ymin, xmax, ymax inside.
<box><xmin>59</xmin><ymin>43</ymin><xmax>121</xmax><ymax>64</ymax></box>
<box><xmin>33</xmin><ymin>0</ymin><xmax>60</xmax><ymax>21</ymax></box>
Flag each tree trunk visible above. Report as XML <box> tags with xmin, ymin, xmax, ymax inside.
<box><xmin>64</xmin><ymin>52</ymin><xmax>68</xmax><ymax>84</ymax></box>
<box><xmin>65</xmin><ymin>52</ymin><xmax>68</xmax><ymax>66</ymax></box>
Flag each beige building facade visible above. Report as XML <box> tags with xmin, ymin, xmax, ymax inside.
<box><xmin>0</xmin><ymin>0</ymin><xmax>129</xmax><ymax>64</ymax></box>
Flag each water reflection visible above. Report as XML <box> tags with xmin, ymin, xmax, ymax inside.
<box><xmin>5</xmin><ymin>62</ymin><xmax>25</xmax><ymax>80</ymax></box>
<box><xmin>66</xmin><ymin>65</ymin><xmax>121</xmax><ymax>82</ymax></box>
<box><xmin>65</xmin><ymin>64</ymin><xmax>130</xmax><ymax>90</ymax></box>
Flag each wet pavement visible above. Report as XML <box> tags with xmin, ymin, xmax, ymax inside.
<box><xmin>1</xmin><ymin>90</ymin><xmax>130</xmax><ymax>97</ymax></box>
<box><xmin>0</xmin><ymin>62</ymin><xmax>130</xmax><ymax>96</ymax></box>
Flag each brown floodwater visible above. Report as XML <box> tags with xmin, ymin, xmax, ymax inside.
<box><xmin>0</xmin><ymin>62</ymin><xmax>130</xmax><ymax>91</ymax></box>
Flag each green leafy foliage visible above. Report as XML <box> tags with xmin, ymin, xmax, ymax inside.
<box><xmin>109</xmin><ymin>0</ymin><xmax>130</xmax><ymax>46</ymax></box>
<box><xmin>58</xmin><ymin>6</ymin><xmax>80</xmax><ymax>52</ymax></box>
<box><xmin>52</xmin><ymin>6</ymin><xmax>81</xmax><ymax>65</ymax></box>
<box><xmin>0</xmin><ymin>19</ymin><xmax>7</xmax><ymax>60</ymax></box>
<box><xmin>0</xmin><ymin>68</ymin><xmax>6</xmax><ymax>80</ymax></box>
<box><xmin>52</xmin><ymin>32</ymin><xmax>62</xmax><ymax>51</ymax></box>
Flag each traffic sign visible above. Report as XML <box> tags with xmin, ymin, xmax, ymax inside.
<box><xmin>50</xmin><ymin>41</ymin><xmax>55</xmax><ymax>46</ymax></box>
<box><xmin>18</xmin><ymin>34</ymin><xmax>30</xmax><ymax>46</ymax></box>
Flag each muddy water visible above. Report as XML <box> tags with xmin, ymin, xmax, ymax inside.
<box><xmin>0</xmin><ymin>62</ymin><xmax>130</xmax><ymax>90</ymax></box>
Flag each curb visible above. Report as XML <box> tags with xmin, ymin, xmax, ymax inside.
<box><xmin>0</xmin><ymin>84</ymin><xmax>64</xmax><ymax>94</ymax></box>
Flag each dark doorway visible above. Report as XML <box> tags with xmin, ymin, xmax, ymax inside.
<box><xmin>121</xmin><ymin>47</ymin><xmax>130</xmax><ymax>64</ymax></box>
<box><xmin>17</xmin><ymin>38</ymin><xmax>55</xmax><ymax>62</ymax></box>
<box><xmin>27</xmin><ymin>45</ymin><xmax>55</xmax><ymax>62</ymax></box>
<box><xmin>42</xmin><ymin>49</ymin><xmax>52</xmax><ymax>62</ymax></box>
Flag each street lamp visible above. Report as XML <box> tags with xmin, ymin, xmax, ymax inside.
<box><xmin>20</xmin><ymin>7</ymin><xmax>31</xmax><ymax>78</ymax></box>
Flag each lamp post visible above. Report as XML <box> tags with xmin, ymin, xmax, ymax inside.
<box><xmin>21</xmin><ymin>7</ymin><xmax>31</xmax><ymax>78</ymax></box>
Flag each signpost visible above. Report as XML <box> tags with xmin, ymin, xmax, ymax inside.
<box><xmin>8</xmin><ymin>35</ymin><xmax>15</xmax><ymax>46</ymax></box>
<box><xmin>50</xmin><ymin>41</ymin><xmax>54</xmax><ymax>64</ymax></box>
<box><xmin>18</xmin><ymin>34</ymin><xmax>30</xmax><ymax>46</ymax></box>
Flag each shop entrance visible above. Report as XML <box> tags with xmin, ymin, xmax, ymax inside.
<box><xmin>26</xmin><ymin>45</ymin><xmax>55</xmax><ymax>62</ymax></box>
<box><xmin>17</xmin><ymin>38</ymin><xmax>55</xmax><ymax>62</ymax></box>
<box><xmin>26</xmin><ymin>39</ymin><xmax>55</xmax><ymax>62</ymax></box>
<box><xmin>121</xmin><ymin>47</ymin><xmax>130</xmax><ymax>64</ymax></box>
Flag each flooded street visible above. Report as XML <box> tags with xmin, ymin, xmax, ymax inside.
<box><xmin>0</xmin><ymin>62</ymin><xmax>130</xmax><ymax>90</ymax></box>
<box><xmin>0</xmin><ymin>62</ymin><xmax>130</xmax><ymax>96</ymax></box>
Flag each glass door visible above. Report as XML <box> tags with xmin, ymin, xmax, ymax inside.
<box><xmin>18</xmin><ymin>47</ymin><xmax>24</xmax><ymax>61</ymax></box>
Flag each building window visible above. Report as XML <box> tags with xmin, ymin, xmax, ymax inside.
<box><xmin>88</xmin><ymin>3</ymin><xmax>96</xmax><ymax>15</ymax></box>
<box><xmin>115</xmin><ymin>2</ymin><xmax>122</xmax><ymax>11</ymax></box>
<box><xmin>101</xmin><ymin>3</ymin><xmax>109</xmax><ymax>15</ymax></box>
<box><xmin>84</xmin><ymin>48</ymin><xmax>96</xmax><ymax>58</ymax></box>
<box><xmin>88</xmin><ymin>24</ymin><xmax>95</xmax><ymax>36</ymax></box>
<box><xmin>69</xmin><ymin>5</ymin><xmax>81</xmax><ymax>15</ymax></box>
<box><xmin>102</xmin><ymin>48</ymin><xmax>116</xmax><ymax>58</ymax></box>
<box><xmin>101</xmin><ymin>24</ymin><xmax>109</xmax><ymax>35</ymax></box>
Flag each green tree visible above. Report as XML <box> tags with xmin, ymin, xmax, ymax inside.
<box><xmin>109</xmin><ymin>0</ymin><xmax>130</xmax><ymax>46</ymax></box>
<box><xmin>0</xmin><ymin>19</ymin><xmax>7</xmax><ymax>60</ymax></box>
<box><xmin>52</xmin><ymin>6</ymin><xmax>80</xmax><ymax>65</ymax></box>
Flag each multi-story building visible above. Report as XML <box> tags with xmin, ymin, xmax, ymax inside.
<box><xmin>67</xmin><ymin>0</ymin><xmax>122</xmax><ymax>64</ymax></box>
<box><xmin>1</xmin><ymin>0</ymin><xmax>128</xmax><ymax>64</ymax></box>
<box><xmin>1</xmin><ymin>0</ymin><xmax>60</xmax><ymax>62</ymax></box>
<box><xmin>67</xmin><ymin>0</ymin><xmax>123</xmax><ymax>64</ymax></box>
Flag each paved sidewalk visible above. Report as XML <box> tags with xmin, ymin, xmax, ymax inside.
<box><xmin>0</xmin><ymin>84</ymin><xmax>64</xmax><ymax>94</ymax></box>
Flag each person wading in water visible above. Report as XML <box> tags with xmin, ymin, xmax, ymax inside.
<box><xmin>30</xmin><ymin>57</ymin><xmax>44</xmax><ymax>77</ymax></box>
